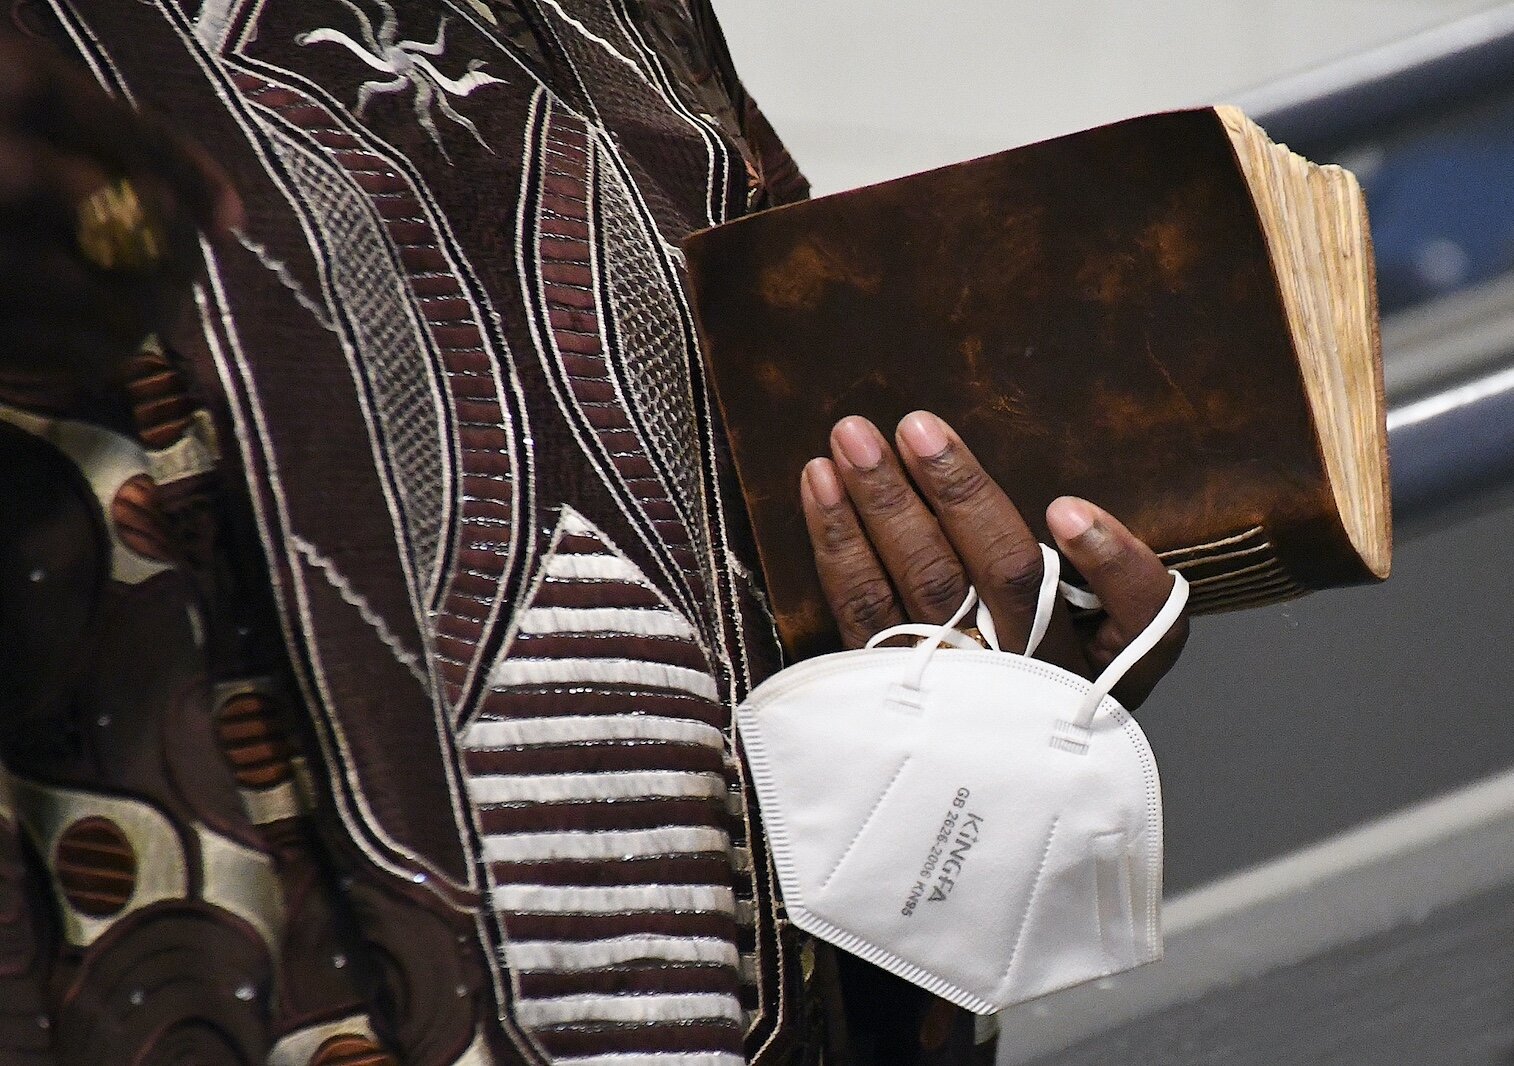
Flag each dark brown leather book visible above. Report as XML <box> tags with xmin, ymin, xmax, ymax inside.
<box><xmin>683</xmin><ymin>106</ymin><xmax>1390</xmax><ymax>659</ymax></box>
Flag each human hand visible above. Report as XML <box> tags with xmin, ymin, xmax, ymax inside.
<box><xmin>0</xmin><ymin>29</ymin><xmax>242</xmax><ymax>384</ymax></box>
<box><xmin>799</xmin><ymin>411</ymin><xmax>1188</xmax><ymax>707</ymax></box>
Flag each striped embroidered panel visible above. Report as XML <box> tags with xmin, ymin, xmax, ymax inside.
<box><xmin>463</xmin><ymin>509</ymin><xmax>747</xmax><ymax>1063</ymax></box>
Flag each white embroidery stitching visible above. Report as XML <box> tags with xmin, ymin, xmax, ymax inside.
<box><xmin>291</xmin><ymin>534</ymin><xmax>430</xmax><ymax>686</ymax></box>
<box><xmin>297</xmin><ymin>0</ymin><xmax>506</xmax><ymax>155</ymax></box>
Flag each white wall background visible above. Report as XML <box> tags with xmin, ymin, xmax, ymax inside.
<box><xmin>710</xmin><ymin>0</ymin><xmax>1510</xmax><ymax>195</ymax></box>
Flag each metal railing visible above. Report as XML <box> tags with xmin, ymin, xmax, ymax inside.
<box><xmin>1241</xmin><ymin>1</ymin><xmax>1514</xmax><ymax>528</ymax></box>
<box><xmin>1385</xmin><ymin>273</ymin><xmax>1514</xmax><ymax>523</ymax></box>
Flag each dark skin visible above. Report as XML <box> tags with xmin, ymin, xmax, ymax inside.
<box><xmin>803</xmin><ymin>412</ymin><xmax>1188</xmax><ymax>707</ymax></box>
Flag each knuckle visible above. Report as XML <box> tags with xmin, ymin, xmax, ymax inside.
<box><xmin>854</xmin><ymin>473</ymin><xmax>915</xmax><ymax>519</ymax></box>
<box><xmin>811</xmin><ymin>511</ymin><xmax>863</xmax><ymax>555</ymax></box>
<box><xmin>925</xmin><ymin>457</ymin><xmax>991</xmax><ymax>508</ymax></box>
<box><xmin>140</xmin><ymin>176</ymin><xmax>182</xmax><ymax>221</ymax></box>
<box><xmin>985</xmin><ymin>545</ymin><xmax>1044</xmax><ymax>608</ymax></box>
<box><xmin>1086</xmin><ymin>548</ymin><xmax>1138</xmax><ymax>590</ymax></box>
<box><xmin>1083</xmin><ymin>529</ymin><xmax>1135</xmax><ymax>572</ymax></box>
<box><xmin>816</xmin><ymin>523</ymin><xmax>855</xmax><ymax>555</ymax></box>
<box><xmin>905</xmin><ymin>553</ymin><xmax>967</xmax><ymax>614</ymax></box>
<box><xmin>838</xmin><ymin>577</ymin><xmax>898</xmax><ymax>631</ymax></box>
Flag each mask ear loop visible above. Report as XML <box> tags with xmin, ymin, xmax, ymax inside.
<box><xmin>1059</xmin><ymin>582</ymin><xmax>1104</xmax><ymax>612</ymax></box>
<box><xmin>895</xmin><ymin>587</ymin><xmax>979</xmax><ymax>692</ymax></box>
<box><xmin>864</xmin><ymin>624</ymin><xmax>984</xmax><ymax>652</ymax></box>
<box><xmin>882</xmin><ymin>543</ymin><xmax>1069</xmax><ymax>698</ymax></box>
<box><xmin>976</xmin><ymin>543</ymin><xmax>1061</xmax><ymax>656</ymax></box>
<box><xmin>1050</xmin><ymin>570</ymin><xmax>1190</xmax><ymax>754</ymax></box>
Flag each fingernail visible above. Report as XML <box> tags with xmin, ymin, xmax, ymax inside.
<box><xmin>832</xmin><ymin>416</ymin><xmax>883</xmax><ymax>470</ymax></box>
<box><xmin>802</xmin><ymin>457</ymin><xmax>844</xmax><ymax>507</ymax></box>
<box><xmin>1047</xmin><ymin>496</ymin><xmax>1099</xmax><ymax>542</ymax></box>
<box><xmin>897</xmin><ymin>411</ymin><xmax>949</xmax><ymax>459</ymax></box>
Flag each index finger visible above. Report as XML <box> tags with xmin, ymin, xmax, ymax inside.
<box><xmin>895</xmin><ymin>410</ymin><xmax>1087</xmax><ymax>672</ymax></box>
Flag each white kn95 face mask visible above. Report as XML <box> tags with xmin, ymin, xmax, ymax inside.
<box><xmin>737</xmin><ymin>545</ymin><xmax>1188</xmax><ymax>1014</ymax></box>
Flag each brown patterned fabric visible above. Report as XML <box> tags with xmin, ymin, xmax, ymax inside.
<box><xmin>0</xmin><ymin>0</ymin><xmax>879</xmax><ymax>1063</ymax></box>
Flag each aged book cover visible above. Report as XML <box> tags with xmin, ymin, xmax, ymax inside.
<box><xmin>684</xmin><ymin>107</ymin><xmax>1390</xmax><ymax>659</ymax></box>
